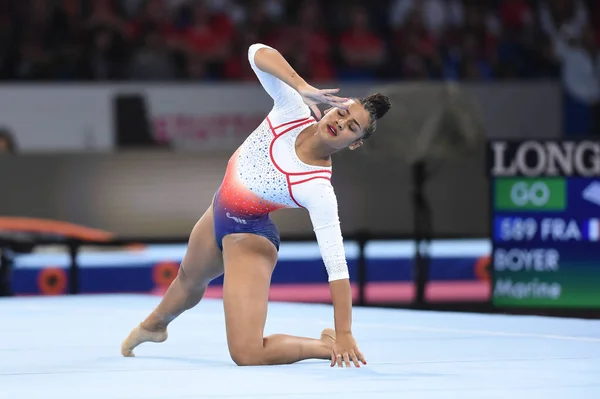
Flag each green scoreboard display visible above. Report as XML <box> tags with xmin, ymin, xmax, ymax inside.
<box><xmin>488</xmin><ymin>139</ymin><xmax>600</xmax><ymax>308</ymax></box>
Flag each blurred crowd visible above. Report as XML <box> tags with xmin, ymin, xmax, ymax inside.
<box><xmin>0</xmin><ymin>0</ymin><xmax>597</xmax><ymax>82</ymax></box>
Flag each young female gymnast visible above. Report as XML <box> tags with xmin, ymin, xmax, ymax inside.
<box><xmin>121</xmin><ymin>43</ymin><xmax>391</xmax><ymax>368</ymax></box>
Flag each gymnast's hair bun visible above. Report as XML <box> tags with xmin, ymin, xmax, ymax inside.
<box><xmin>365</xmin><ymin>93</ymin><xmax>391</xmax><ymax>120</ymax></box>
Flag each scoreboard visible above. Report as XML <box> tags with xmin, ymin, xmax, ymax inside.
<box><xmin>488</xmin><ymin>139</ymin><xmax>600</xmax><ymax>308</ymax></box>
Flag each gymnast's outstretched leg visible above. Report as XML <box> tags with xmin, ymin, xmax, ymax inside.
<box><xmin>121</xmin><ymin>204</ymin><xmax>224</xmax><ymax>357</ymax></box>
<box><xmin>221</xmin><ymin>233</ymin><xmax>335</xmax><ymax>366</ymax></box>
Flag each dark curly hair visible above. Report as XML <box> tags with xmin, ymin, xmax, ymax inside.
<box><xmin>358</xmin><ymin>93</ymin><xmax>391</xmax><ymax>139</ymax></box>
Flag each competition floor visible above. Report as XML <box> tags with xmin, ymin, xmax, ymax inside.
<box><xmin>1</xmin><ymin>294</ymin><xmax>600</xmax><ymax>399</ymax></box>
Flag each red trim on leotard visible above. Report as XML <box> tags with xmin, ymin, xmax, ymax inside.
<box><xmin>266</xmin><ymin>116</ymin><xmax>276</xmax><ymax>135</ymax></box>
<box><xmin>278</xmin><ymin>119</ymin><xmax>316</xmax><ymax>136</ymax></box>
<box><xmin>266</xmin><ymin>116</ymin><xmax>334</xmax><ymax>209</ymax></box>
<box><xmin>266</xmin><ymin>117</ymin><xmax>332</xmax><ymax>176</ymax></box>
<box><xmin>267</xmin><ymin>116</ymin><xmax>315</xmax><ymax>137</ymax></box>
<box><xmin>285</xmin><ymin>175</ymin><xmax>303</xmax><ymax>208</ymax></box>
<box><xmin>272</xmin><ymin>117</ymin><xmax>314</xmax><ymax>130</ymax></box>
<box><xmin>290</xmin><ymin>176</ymin><xmax>331</xmax><ymax>185</ymax></box>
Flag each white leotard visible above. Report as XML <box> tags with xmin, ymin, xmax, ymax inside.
<box><xmin>217</xmin><ymin>43</ymin><xmax>349</xmax><ymax>282</ymax></box>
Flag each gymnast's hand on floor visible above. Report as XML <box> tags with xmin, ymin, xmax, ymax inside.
<box><xmin>330</xmin><ymin>332</ymin><xmax>366</xmax><ymax>368</ymax></box>
<box><xmin>297</xmin><ymin>84</ymin><xmax>350</xmax><ymax>120</ymax></box>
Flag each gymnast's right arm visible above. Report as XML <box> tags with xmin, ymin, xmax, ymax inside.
<box><xmin>293</xmin><ymin>180</ymin><xmax>366</xmax><ymax>366</ymax></box>
<box><xmin>301</xmin><ymin>183</ymin><xmax>353</xmax><ymax>332</ymax></box>
<box><xmin>248</xmin><ymin>43</ymin><xmax>349</xmax><ymax>119</ymax></box>
<box><xmin>249</xmin><ymin>43</ymin><xmax>312</xmax><ymax>99</ymax></box>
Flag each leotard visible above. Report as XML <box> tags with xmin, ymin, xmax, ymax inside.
<box><xmin>212</xmin><ymin>43</ymin><xmax>349</xmax><ymax>282</ymax></box>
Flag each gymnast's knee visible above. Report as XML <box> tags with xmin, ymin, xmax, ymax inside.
<box><xmin>230</xmin><ymin>351</ymin><xmax>257</xmax><ymax>366</ymax></box>
<box><xmin>228</xmin><ymin>343</ymin><xmax>266</xmax><ymax>366</ymax></box>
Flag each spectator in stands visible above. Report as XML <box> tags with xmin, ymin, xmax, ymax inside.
<box><xmin>128</xmin><ymin>26</ymin><xmax>177</xmax><ymax>80</ymax></box>
<box><xmin>177</xmin><ymin>0</ymin><xmax>233</xmax><ymax>79</ymax></box>
<box><xmin>440</xmin><ymin>3</ymin><xmax>497</xmax><ymax>80</ymax></box>
<box><xmin>77</xmin><ymin>26</ymin><xmax>128</xmax><ymax>80</ymax></box>
<box><xmin>495</xmin><ymin>0</ymin><xmax>535</xmax><ymax>79</ymax></box>
<box><xmin>533</xmin><ymin>34</ymin><xmax>562</xmax><ymax>78</ymax></box>
<box><xmin>539</xmin><ymin>0</ymin><xmax>589</xmax><ymax>39</ymax></box>
<box><xmin>13</xmin><ymin>0</ymin><xmax>57</xmax><ymax>80</ymax></box>
<box><xmin>221</xmin><ymin>27</ymin><xmax>260</xmax><ymax>81</ymax></box>
<box><xmin>389</xmin><ymin>0</ymin><xmax>464</xmax><ymax>39</ymax></box>
<box><xmin>554</xmin><ymin>24</ymin><xmax>600</xmax><ymax>135</ymax></box>
<box><xmin>0</xmin><ymin>9</ymin><xmax>17</xmax><ymax>80</ymax></box>
<box><xmin>393</xmin><ymin>8</ymin><xmax>441</xmax><ymax>79</ymax></box>
<box><xmin>240</xmin><ymin>0</ymin><xmax>280</xmax><ymax>47</ymax></box>
<box><xmin>76</xmin><ymin>0</ymin><xmax>129</xmax><ymax>80</ymax></box>
<box><xmin>51</xmin><ymin>0</ymin><xmax>87</xmax><ymax>80</ymax></box>
<box><xmin>275</xmin><ymin>0</ymin><xmax>334</xmax><ymax>82</ymax></box>
<box><xmin>0</xmin><ymin>0</ymin><xmax>596</xmax><ymax>89</ymax></box>
<box><xmin>338</xmin><ymin>5</ymin><xmax>387</xmax><ymax>81</ymax></box>
<box><xmin>87</xmin><ymin>0</ymin><xmax>129</xmax><ymax>36</ymax></box>
<box><xmin>461</xmin><ymin>33</ymin><xmax>495</xmax><ymax>80</ymax></box>
<box><xmin>128</xmin><ymin>0</ymin><xmax>177</xmax><ymax>42</ymax></box>
<box><xmin>209</xmin><ymin>0</ymin><xmax>247</xmax><ymax>26</ymax></box>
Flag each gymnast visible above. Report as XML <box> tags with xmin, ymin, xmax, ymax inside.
<box><xmin>121</xmin><ymin>43</ymin><xmax>391</xmax><ymax>368</ymax></box>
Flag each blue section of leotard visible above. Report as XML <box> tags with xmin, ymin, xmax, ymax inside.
<box><xmin>212</xmin><ymin>187</ymin><xmax>280</xmax><ymax>251</ymax></box>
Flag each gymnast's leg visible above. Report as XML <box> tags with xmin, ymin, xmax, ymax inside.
<box><xmin>121</xmin><ymin>203</ymin><xmax>224</xmax><ymax>357</ymax></box>
<box><xmin>221</xmin><ymin>233</ymin><xmax>335</xmax><ymax>366</ymax></box>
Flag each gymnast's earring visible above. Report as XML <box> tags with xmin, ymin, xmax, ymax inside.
<box><xmin>349</xmin><ymin>140</ymin><xmax>363</xmax><ymax>151</ymax></box>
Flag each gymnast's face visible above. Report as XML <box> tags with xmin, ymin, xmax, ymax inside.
<box><xmin>318</xmin><ymin>100</ymin><xmax>371</xmax><ymax>151</ymax></box>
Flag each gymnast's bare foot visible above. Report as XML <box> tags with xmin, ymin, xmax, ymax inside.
<box><xmin>121</xmin><ymin>324</ymin><xmax>168</xmax><ymax>357</ymax></box>
<box><xmin>320</xmin><ymin>328</ymin><xmax>336</xmax><ymax>350</ymax></box>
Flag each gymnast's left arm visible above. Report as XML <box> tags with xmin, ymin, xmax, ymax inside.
<box><xmin>293</xmin><ymin>181</ymin><xmax>366</xmax><ymax>367</ymax></box>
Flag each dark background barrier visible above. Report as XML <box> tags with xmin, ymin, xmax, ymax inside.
<box><xmin>0</xmin><ymin>148</ymin><xmax>490</xmax><ymax>238</ymax></box>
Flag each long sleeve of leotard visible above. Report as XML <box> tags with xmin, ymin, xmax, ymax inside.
<box><xmin>292</xmin><ymin>179</ymin><xmax>350</xmax><ymax>282</ymax></box>
<box><xmin>248</xmin><ymin>43</ymin><xmax>311</xmax><ymax>120</ymax></box>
